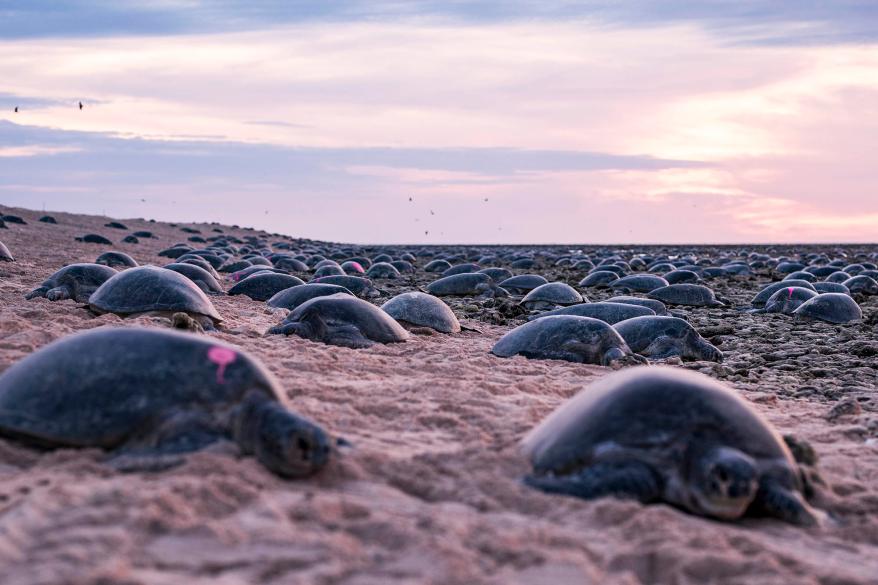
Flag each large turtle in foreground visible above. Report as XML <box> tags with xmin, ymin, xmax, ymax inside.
<box><xmin>26</xmin><ymin>263</ymin><xmax>118</xmax><ymax>302</ymax></box>
<box><xmin>521</xmin><ymin>367</ymin><xmax>823</xmax><ymax>525</ymax></box>
<box><xmin>269</xmin><ymin>293</ymin><xmax>409</xmax><ymax>348</ymax></box>
<box><xmin>89</xmin><ymin>265</ymin><xmax>223</xmax><ymax>329</ymax></box>
<box><xmin>0</xmin><ymin>328</ymin><xmax>332</xmax><ymax>477</ymax></box>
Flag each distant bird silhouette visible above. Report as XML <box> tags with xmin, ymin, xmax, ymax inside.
<box><xmin>79</xmin><ymin>101</ymin><xmax>83</xmax><ymax>110</ymax></box>
<box><xmin>13</xmin><ymin>107</ymin><xmax>18</xmax><ymax>113</ymax></box>
<box><xmin>430</xmin><ymin>210</ymin><xmax>435</xmax><ymax>215</ymax></box>
<box><xmin>484</xmin><ymin>197</ymin><xmax>489</xmax><ymax>202</ymax></box>
<box><xmin>408</xmin><ymin>197</ymin><xmax>413</xmax><ymax>202</ymax></box>
<box><xmin>424</xmin><ymin>230</ymin><xmax>429</xmax><ymax>235</ymax></box>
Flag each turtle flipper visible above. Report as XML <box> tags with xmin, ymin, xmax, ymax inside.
<box><xmin>326</xmin><ymin>324</ymin><xmax>373</xmax><ymax>348</ymax></box>
<box><xmin>45</xmin><ymin>286</ymin><xmax>72</xmax><ymax>301</ymax></box>
<box><xmin>524</xmin><ymin>461</ymin><xmax>661</xmax><ymax>503</ymax></box>
<box><xmin>752</xmin><ymin>479</ymin><xmax>823</xmax><ymax>526</ymax></box>
<box><xmin>643</xmin><ymin>336</ymin><xmax>681</xmax><ymax>359</ymax></box>
<box><xmin>25</xmin><ymin>287</ymin><xmax>49</xmax><ymax>300</ymax></box>
<box><xmin>106</xmin><ymin>452</ymin><xmax>188</xmax><ymax>473</ymax></box>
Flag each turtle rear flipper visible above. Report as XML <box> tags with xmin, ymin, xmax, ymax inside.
<box><xmin>25</xmin><ymin>287</ymin><xmax>49</xmax><ymax>300</ymax></box>
<box><xmin>752</xmin><ymin>479</ymin><xmax>824</xmax><ymax>526</ymax></box>
<box><xmin>524</xmin><ymin>461</ymin><xmax>661</xmax><ymax>503</ymax></box>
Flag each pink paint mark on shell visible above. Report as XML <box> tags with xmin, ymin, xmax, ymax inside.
<box><xmin>207</xmin><ymin>346</ymin><xmax>237</xmax><ymax>384</ymax></box>
<box><xmin>788</xmin><ymin>287</ymin><xmax>794</xmax><ymax>299</ymax></box>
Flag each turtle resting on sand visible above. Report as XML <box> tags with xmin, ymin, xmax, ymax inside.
<box><xmin>26</xmin><ymin>263</ymin><xmax>118</xmax><ymax>302</ymax></box>
<box><xmin>613</xmin><ymin>316</ymin><xmax>723</xmax><ymax>362</ymax></box>
<box><xmin>648</xmin><ymin>284</ymin><xmax>725</xmax><ymax>307</ymax></box>
<box><xmin>491</xmin><ymin>315</ymin><xmax>643</xmax><ymax>366</ymax></box>
<box><xmin>89</xmin><ymin>265</ymin><xmax>223</xmax><ymax>329</ymax></box>
<box><xmin>792</xmin><ymin>293</ymin><xmax>862</xmax><ymax>324</ymax></box>
<box><xmin>521</xmin><ymin>366</ymin><xmax>823</xmax><ymax>525</ymax></box>
<box><xmin>269</xmin><ymin>293</ymin><xmax>409</xmax><ymax>348</ymax></box>
<box><xmin>95</xmin><ymin>251</ymin><xmax>138</xmax><ymax>268</ymax></box>
<box><xmin>381</xmin><ymin>291</ymin><xmax>461</xmax><ymax>333</ymax></box>
<box><xmin>0</xmin><ymin>328</ymin><xmax>332</xmax><ymax>477</ymax></box>
<box><xmin>759</xmin><ymin>287</ymin><xmax>818</xmax><ymax>315</ymax></box>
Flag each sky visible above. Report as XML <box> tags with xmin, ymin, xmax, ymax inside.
<box><xmin>1</xmin><ymin>1</ymin><xmax>877</xmax><ymax>244</ymax></box>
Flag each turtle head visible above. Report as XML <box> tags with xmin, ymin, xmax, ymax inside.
<box><xmin>689</xmin><ymin>446</ymin><xmax>759</xmax><ymax>520</ymax></box>
<box><xmin>234</xmin><ymin>396</ymin><xmax>332</xmax><ymax>478</ymax></box>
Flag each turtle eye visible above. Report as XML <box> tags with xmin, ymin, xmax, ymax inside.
<box><xmin>297</xmin><ymin>436</ymin><xmax>312</xmax><ymax>460</ymax></box>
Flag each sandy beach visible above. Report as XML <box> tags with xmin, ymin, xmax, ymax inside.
<box><xmin>0</xmin><ymin>206</ymin><xmax>874</xmax><ymax>584</ymax></box>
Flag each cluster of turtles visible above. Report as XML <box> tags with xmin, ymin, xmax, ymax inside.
<box><xmin>2</xmin><ymin>217</ymin><xmax>874</xmax><ymax>525</ymax></box>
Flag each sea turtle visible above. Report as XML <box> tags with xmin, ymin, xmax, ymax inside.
<box><xmin>122</xmin><ymin>235</ymin><xmax>140</xmax><ymax>244</ymax></box>
<box><xmin>783</xmin><ymin>271</ymin><xmax>817</xmax><ymax>283</ymax></box>
<box><xmin>491</xmin><ymin>315</ymin><xmax>642</xmax><ymax>366</ymax></box>
<box><xmin>163</xmin><ymin>263</ymin><xmax>225</xmax><ymax>295</ymax></box>
<box><xmin>610</xmin><ymin>274</ymin><xmax>669</xmax><ymax>293</ymax></box>
<box><xmin>606</xmin><ymin>296</ymin><xmax>670</xmax><ymax>316</ymax></box>
<box><xmin>613</xmin><ymin>316</ymin><xmax>722</xmax><ymax>362</ymax></box>
<box><xmin>479</xmin><ymin>267</ymin><xmax>513</xmax><ymax>282</ymax></box>
<box><xmin>132</xmin><ymin>230</ymin><xmax>155</xmax><ymax>239</ymax></box>
<box><xmin>312</xmin><ymin>275</ymin><xmax>379</xmax><ymax>298</ymax></box>
<box><xmin>104</xmin><ymin>221</ymin><xmax>128</xmax><ymax>229</ymax></box>
<box><xmin>159</xmin><ymin>246</ymin><xmax>194</xmax><ymax>259</ymax></box>
<box><xmin>26</xmin><ymin>263</ymin><xmax>118</xmax><ymax>302</ymax></box>
<box><xmin>2</xmin><ymin>215</ymin><xmax>26</xmax><ymax>225</ymax></box>
<box><xmin>520</xmin><ymin>282</ymin><xmax>584</xmax><ymax>311</ymax></box>
<box><xmin>179</xmin><ymin>256</ymin><xmax>222</xmax><ymax>279</ymax></box>
<box><xmin>443</xmin><ymin>263</ymin><xmax>481</xmax><ymax>276</ymax></box>
<box><xmin>648</xmin><ymin>284</ymin><xmax>725</xmax><ymax>307</ymax></box>
<box><xmin>76</xmin><ymin>234</ymin><xmax>113</xmax><ymax>245</ymax></box>
<box><xmin>0</xmin><ymin>328</ymin><xmax>332</xmax><ymax>477</ymax></box>
<box><xmin>381</xmin><ymin>292</ymin><xmax>461</xmax><ymax>333</ymax></box>
<box><xmin>498</xmin><ymin>274</ymin><xmax>548</xmax><ymax>294</ymax></box>
<box><xmin>220</xmin><ymin>260</ymin><xmax>253</xmax><ymax>274</ymax></box>
<box><xmin>530</xmin><ymin>302</ymin><xmax>655</xmax><ymax>324</ymax></box>
<box><xmin>390</xmin><ymin>260</ymin><xmax>415</xmax><ymax>274</ymax></box>
<box><xmin>579</xmin><ymin>271</ymin><xmax>619</xmax><ymax>288</ymax></box>
<box><xmin>274</xmin><ymin>257</ymin><xmax>310</xmax><ymax>272</ymax></box>
<box><xmin>313</xmin><ymin>264</ymin><xmax>346</xmax><ymax>278</ymax></box>
<box><xmin>664</xmin><ymin>269</ymin><xmax>701</xmax><ymax>285</ymax></box>
<box><xmin>229</xmin><ymin>273</ymin><xmax>305</xmax><ymax>301</ymax></box>
<box><xmin>824</xmin><ymin>271</ymin><xmax>851</xmax><ymax>284</ymax></box>
<box><xmin>95</xmin><ymin>251</ymin><xmax>138</xmax><ymax>268</ymax></box>
<box><xmin>0</xmin><ymin>240</ymin><xmax>13</xmax><ymax>262</ymax></box>
<box><xmin>521</xmin><ymin>366</ymin><xmax>822</xmax><ymax>525</ymax></box>
<box><xmin>750</xmin><ymin>280</ymin><xmax>816</xmax><ymax>308</ymax></box>
<box><xmin>758</xmin><ymin>287</ymin><xmax>818</xmax><ymax>315</ymax></box>
<box><xmin>426</xmin><ymin>273</ymin><xmax>506</xmax><ymax>298</ymax></box>
<box><xmin>511</xmin><ymin>258</ymin><xmax>535</xmax><ymax>269</ymax></box>
<box><xmin>367</xmin><ymin>262</ymin><xmax>402</xmax><ymax>279</ymax></box>
<box><xmin>89</xmin><ymin>265</ymin><xmax>223</xmax><ymax>329</ymax></box>
<box><xmin>792</xmin><ymin>293</ymin><xmax>862</xmax><ymax>324</ymax></box>
<box><xmin>269</xmin><ymin>293</ymin><xmax>409</xmax><ymax>348</ymax></box>
<box><xmin>230</xmin><ymin>265</ymin><xmax>285</xmax><ymax>282</ymax></box>
<box><xmin>38</xmin><ymin>215</ymin><xmax>57</xmax><ymax>224</ymax></box>
<box><xmin>267</xmin><ymin>283</ymin><xmax>354</xmax><ymax>310</ymax></box>
<box><xmin>425</xmin><ymin>259</ymin><xmax>452</xmax><ymax>273</ymax></box>
<box><xmin>842</xmin><ymin>275</ymin><xmax>878</xmax><ymax>295</ymax></box>
<box><xmin>341</xmin><ymin>260</ymin><xmax>366</xmax><ymax>275</ymax></box>
<box><xmin>812</xmin><ymin>282</ymin><xmax>849</xmax><ymax>295</ymax></box>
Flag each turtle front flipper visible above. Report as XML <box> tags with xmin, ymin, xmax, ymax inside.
<box><xmin>45</xmin><ymin>286</ymin><xmax>72</xmax><ymax>301</ymax></box>
<box><xmin>642</xmin><ymin>336</ymin><xmax>681</xmax><ymax>360</ymax></box>
<box><xmin>524</xmin><ymin>461</ymin><xmax>662</xmax><ymax>503</ymax></box>
<box><xmin>25</xmin><ymin>287</ymin><xmax>49</xmax><ymax>300</ymax></box>
<box><xmin>752</xmin><ymin>478</ymin><xmax>823</xmax><ymax>526</ymax></box>
<box><xmin>106</xmin><ymin>411</ymin><xmax>226</xmax><ymax>474</ymax></box>
<box><xmin>325</xmin><ymin>324</ymin><xmax>373</xmax><ymax>349</ymax></box>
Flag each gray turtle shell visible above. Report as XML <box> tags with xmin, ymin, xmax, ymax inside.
<box><xmin>842</xmin><ymin>275</ymin><xmax>878</xmax><ymax>295</ymax></box>
<box><xmin>522</xmin><ymin>366</ymin><xmax>796</xmax><ymax>477</ymax></box>
<box><xmin>763</xmin><ymin>286</ymin><xmax>818</xmax><ymax>314</ymax></box>
<box><xmin>529</xmin><ymin>302</ymin><xmax>654</xmax><ymax>324</ymax></box>
<box><xmin>521</xmin><ymin>282</ymin><xmax>584</xmax><ymax>308</ymax></box>
<box><xmin>0</xmin><ymin>328</ymin><xmax>278</xmax><ymax>447</ymax></box>
<box><xmin>648</xmin><ymin>284</ymin><xmax>724</xmax><ymax>307</ymax></box>
<box><xmin>267</xmin><ymin>283</ymin><xmax>354</xmax><ymax>310</ymax></box>
<box><xmin>579</xmin><ymin>271</ymin><xmax>619</xmax><ymax>288</ymax></box>
<box><xmin>228</xmin><ymin>273</ymin><xmax>305</xmax><ymax>301</ymax></box>
<box><xmin>498</xmin><ymin>274</ymin><xmax>548</xmax><ymax>294</ymax></box>
<box><xmin>613</xmin><ymin>316</ymin><xmax>722</xmax><ymax>361</ymax></box>
<box><xmin>792</xmin><ymin>293</ymin><xmax>862</xmax><ymax>324</ymax></box>
<box><xmin>367</xmin><ymin>262</ymin><xmax>402</xmax><ymax>279</ymax></box>
<box><xmin>491</xmin><ymin>315</ymin><xmax>633</xmax><ymax>365</ymax></box>
<box><xmin>274</xmin><ymin>294</ymin><xmax>409</xmax><ymax>347</ymax></box>
<box><xmin>443</xmin><ymin>263</ymin><xmax>481</xmax><ymax>276</ymax></box>
<box><xmin>89</xmin><ymin>265</ymin><xmax>222</xmax><ymax>322</ymax></box>
<box><xmin>95</xmin><ymin>251</ymin><xmax>138</xmax><ymax>268</ymax></box>
<box><xmin>812</xmin><ymin>282</ymin><xmax>849</xmax><ymax>295</ymax></box>
<box><xmin>381</xmin><ymin>292</ymin><xmax>461</xmax><ymax>333</ymax></box>
<box><xmin>312</xmin><ymin>275</ymin><xmax>377</xmax><ymax>297</ymax></box>
<box><xmin>427</xmin><ymin>273</ymin><xmax>495</xmax><ymax>296</ymax></box>
<box><xmin>479</xmin><ymin>267</ymin><xmax>513</xmax><ymax>282</ymax></box>
<box><xmin>610</xmin><ymin>274</ymin><xmax>669</xmax><ymax>293</ymax></box>
<box><xmin>750</xmin><ymin>280</ymin><xmax>816</xmax><ymax>308</ymax></box>
<box><xmin>424</xmin><ymin>259</ymin><xmax>452</xmax><ymax>273</ymax></box>
<box><xmin>606</xmin><ymin>296</ymin><xmax>670</xmax><ymax>316</ymax></box>
<box><xmin>26</xmin><ymin>263</ymin><xmax>118</xmax><ymax>303</ymax></box>
<box><xmin>664</xmin><ymin>269</ymin><xmax>701</xmax><ymax>285</ymax></box>
<box><xmin>163</xmin><ymin>263</ymin><xmax>225</xmax><ymax>295</ymax></box>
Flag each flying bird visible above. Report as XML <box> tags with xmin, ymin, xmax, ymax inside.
<box><xmin>484</xmin><ymin>197</ymin><xmax>489</xmax><ymax>202</ymax></box>
<box><xmin>408</xmin><ymin>197</ymin><xmax>413</xmax><ymax>202</ymax></box>
<box><xmin>13</xmin><ymin>107</ymin><xmax>17</xmax><ymax>113</ymax></box>
<box><xmin>79</xmin><ymin>101</ymin><xmax>83</xmax><ymax>110</ymax></box>
<box><xmin>430</xmin><ymin>210</ymin><xmax>435</xmax><ymax>215</ymax></box>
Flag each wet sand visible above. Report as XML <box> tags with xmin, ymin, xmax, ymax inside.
<box><xmin>0</xmin><ymin>206</ymin><xmax>876</xmax><ymax>585</ymax></box>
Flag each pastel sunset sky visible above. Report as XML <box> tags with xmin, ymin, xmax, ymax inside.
<box><xmin>1</xmin><ymin>1</ymin><xmax>876</xmax><ymax>243</ymax></box>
